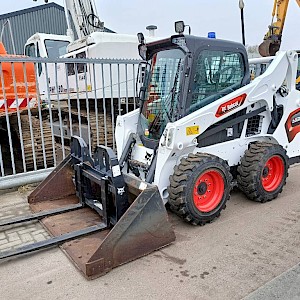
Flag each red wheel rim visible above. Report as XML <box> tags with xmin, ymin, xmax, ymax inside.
<box><xmin>261</xmin><ymin>155</ymin><xmax>285</xmax><ymax>192</ymax></box>
<box><xmin>193</xmin><ymin>170</ymin><xmax>225</xmax><ymax>212</ymax></box>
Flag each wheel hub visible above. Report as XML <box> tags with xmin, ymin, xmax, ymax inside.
<box><xmin>261</xmin><ymin>155</ymin><xmax>284</xmax><ymax>192</ymax></box>
<box><xmin>262</xmin><ymin>166</ymin><xmax>269</xmax><ymax>178</ymax></box>
<box><xmin>193</xmin><ymin>170</ymin><xmax>225</xmax><ymax>213</ymax></box>
<box><xmin>197</xmin><ymin>182</ymin><xmax>208</xmax><ymax>195</ymax></box>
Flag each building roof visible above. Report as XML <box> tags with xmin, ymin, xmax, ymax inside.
<box><xmin>0</xmin><ymin>2</ymin><xmax>115</xmax><ymax>33</ymax></box>
<box><xmin>0</xmin><ymin>3</ymin><xmax>63</xmax><ymax>20</ymax></box>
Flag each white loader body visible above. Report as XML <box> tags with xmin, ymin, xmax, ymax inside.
<box><xmin>116</xmin><ymin>50</ymin><xmax>300</xmax><ymax>202</ymax></box>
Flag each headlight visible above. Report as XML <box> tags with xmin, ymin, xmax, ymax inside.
<box><xmin>175</xmin><ymin>21</ymin><xmax>185</xmax><ymax>34</ymax></box>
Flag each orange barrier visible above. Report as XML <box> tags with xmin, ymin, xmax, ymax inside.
<box><xmin>0</xmin><ymin>42</ymin><xmax>38</xmax><ymax>115</ymax></box>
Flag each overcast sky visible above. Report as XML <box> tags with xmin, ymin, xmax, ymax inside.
<box><xmin>1</xmin><ymin>0</ymin><xmax>300</xmax><ymax>50</ymax></box>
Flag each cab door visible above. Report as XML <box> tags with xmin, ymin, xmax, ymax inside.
<box><xmin>24</xmin><ymin>42</ymin><xmax>47</xmax><ymax>97</ymax></box>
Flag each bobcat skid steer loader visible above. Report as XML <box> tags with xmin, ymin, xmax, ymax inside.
<box><xmin>1</xmin><ymin>21</ymin><xmax>300</xmax><ymax>279</ymax></box>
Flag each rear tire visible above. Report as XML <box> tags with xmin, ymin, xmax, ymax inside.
<box><xmin>168</xmin><ymin>153</ymin><xmax>232</xmax><ymax>225</ymax></box>
<box><xmin>237</xmin><ymin>142</ymin><xmax>289</xmax><ymax>202</ymax></box>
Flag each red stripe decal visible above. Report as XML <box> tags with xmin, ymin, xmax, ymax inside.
<box><xmin>285</xmin><ymin>107</ymin><xmax>300</xmax><ymax>142</ymax></box>
<box><xmin>215</xmin><ymin>93</ymin><xmax>247</xmax><ymax>117</ymax></box>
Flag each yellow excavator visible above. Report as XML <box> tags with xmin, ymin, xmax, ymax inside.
<box><xmin>259</xmin><ymin>0</ymin><xmax>300</xmax><ymax>88</ymax></box>
<box><xmin>259</xmin><ymin>0</ymin><xmax>300</xmax><ymax>57</ymax></box>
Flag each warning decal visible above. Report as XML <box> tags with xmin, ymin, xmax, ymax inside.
<box><xmin>186</xmin><ymin>125</ymin><xmax>199</xmax><ymax>136</ymax></box>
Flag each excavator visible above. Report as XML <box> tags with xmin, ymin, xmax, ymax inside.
<box><xmin>1</xmin><ymin>21</ymin><xmax>300</xmax><ymax>279</ymax></box>
<box><xmin>257</xmin><ymin>0</ymin><xmax>300</xmax><ymax>89</ymax></box>
<box><xmin>259</xmin><ymin>0</ymin><xmax>300</xmax><ymax>56</ymax></box>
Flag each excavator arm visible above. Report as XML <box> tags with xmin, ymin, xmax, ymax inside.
<box><xmin>65</xmin><ymin>0</ymin><xmax>104</xmax><ymax>39</ymax></box>
<box><xmin>34</xmin><ymin>0</ymin><xmax>104</xmax><ymax>40</ymax></box>
<box><xmin>259</xmin><ymin>0</ymin><xmax>300</xmax><ymax>56</ymax></box>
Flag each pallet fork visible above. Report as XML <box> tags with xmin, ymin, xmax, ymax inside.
<box><xmin>0</xmin><ymin>136</ymin><xmax>175</xmax><ymax>279</ymax></box>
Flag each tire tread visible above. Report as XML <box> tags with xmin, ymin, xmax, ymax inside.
<box><xmin>237</xmin><ymin>142</ymin><xmax>289</xmax><ymax>202</ymax></box>
<box><xmin>168</xmin><ymin>153</ymin><xmax>232</xmax><ymax>225</ymax></box>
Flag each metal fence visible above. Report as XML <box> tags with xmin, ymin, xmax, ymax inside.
<box><xmin>0</xmin><ymin>56</ymin><xmax>140</xmax><ymax>189</ymax></box>
<box><xmin>248</xmin><ymin>56</ymin><xmax>274</xmax><ymax>81</ymax></box>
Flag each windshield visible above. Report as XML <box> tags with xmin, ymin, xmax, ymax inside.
<box><xmin>44</xmin><ymin>39</ymin><xmax>70</xmax><ymax>58</ymax></box>
<box><xmin>140</xmin><ymin>48</ymin><xmax>185</xmax><ymax>140</ymax></box>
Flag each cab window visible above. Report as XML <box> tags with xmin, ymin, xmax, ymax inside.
<box><xmin>25</xmin><ymin>43</ymin><xmax>36</xmax><ymax>57</ymax></box>
<box><xmin>25</xmin><ymin>43</ymin><xmax>42</xmax><ymax>76</ymax></box>
<box><xmin>189</xmin><ymin>50</ymin><xmax>245</xmax><ymax>112</ymax></box>
<box><xmin>44</xmin><ymin>40</ymin><xmax>70</xmax><ymax>58</ymax></box>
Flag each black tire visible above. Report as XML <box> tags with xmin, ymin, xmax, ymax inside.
<box><xmin>168</xmin><ymin>153</ymin><xmax>232</xmax><ymax>225</ymax></box>
<box><xmin>237</xmin><ymin>142</ymin><xmax>289</xmax><ymax>202</ymax></box>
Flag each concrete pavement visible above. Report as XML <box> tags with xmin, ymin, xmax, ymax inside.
<box><xmin>0</xmin><ymin>165</ymin><xmax>300</xmax><ymax>299</ymax></box>
<box><xmin>245</xmin><ymin>263</ymin><xmax>300</xmax><ymax>300</ymax></box>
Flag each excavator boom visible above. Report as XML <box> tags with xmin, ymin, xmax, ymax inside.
<box><xmin>259</xmin><ymin>0</ymin><xmax>300</xmax><ymax>56</ymax></box>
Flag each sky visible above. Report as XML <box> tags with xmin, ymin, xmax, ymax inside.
<box><xmin>1</xmin><ymin>0</ymin><xmax>300</xmax><ymax>50</ymax></box>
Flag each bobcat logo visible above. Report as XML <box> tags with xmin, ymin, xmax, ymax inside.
<box><xmin>117</xmin><ymin>187</ymin><xmax>125</xmax><ymax>195</ymax></box>
<box><xmin>145</xmin><ymin>152</ymin><xmax>153</xmax><ymax>162</ymax></box>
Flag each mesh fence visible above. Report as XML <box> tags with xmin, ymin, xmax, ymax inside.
<box><xmin>0</xmin><ymin>56</ymin><xmax>139</xmax><ymax>179</ymax></box>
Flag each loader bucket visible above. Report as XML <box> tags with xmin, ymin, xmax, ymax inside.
<box><xmin>258</xmin><ymin>39</ymin><xmax>280</xmax><ymax>57</ymax></box>
<box><xmin>28</xmin><ymin>155</ymin><xmax>175</xmax><ymax>279</ymax></box>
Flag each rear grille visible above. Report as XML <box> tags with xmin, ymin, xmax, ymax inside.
<box><xmin>246</xmin><ymin>115</ymin><xmax>263</xmax><ymax>137</ymax></box>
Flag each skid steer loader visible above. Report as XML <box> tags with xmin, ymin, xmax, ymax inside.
<box><xmin>1</xmin><ymin>21</ymin><xmax>300</xmax><ymax>279</ymax></box>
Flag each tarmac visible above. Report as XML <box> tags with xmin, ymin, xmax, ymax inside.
<box><xmin>0</xmin><ymin>164</ymin><xmax>300</xmax><ymax>300</ymax></box>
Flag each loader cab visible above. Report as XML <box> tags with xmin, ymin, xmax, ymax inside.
<box><xmin>137</xmin><ymin>31</ymin><xmax>250</xmax><ymax>148</ymax></box>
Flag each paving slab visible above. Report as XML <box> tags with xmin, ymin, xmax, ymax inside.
<box><xmin>0</xmin><ymin>186</ymin><xmax>50</xmax><ymax>253</ymax></box>
<box><xmin>0</xmin><ymin>165</ymin><xmax>300</xmax><ymax>300</ymax></box>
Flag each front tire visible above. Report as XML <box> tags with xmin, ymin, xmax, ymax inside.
<box><xmin>237</xmin><ymin>142</ymin><xmax>289</xmax><ymax>202</ymax></box>
<box><xmin>168</xmin><ymin>153</ymin><xmax>232</xmax><ymax>225</ymax></box>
